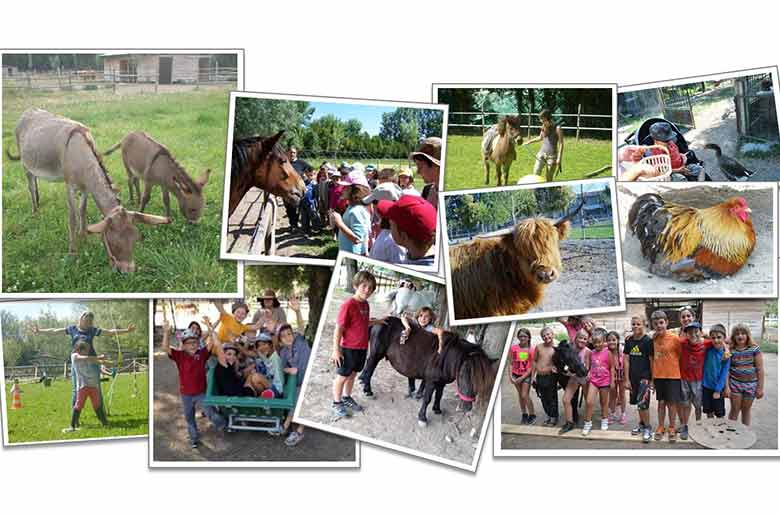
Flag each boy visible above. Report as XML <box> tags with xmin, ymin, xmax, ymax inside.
<box><xmin>623</xmin><ymin>316</ymin><xmax>653</xmax><ymax>443</ymax></box>
<box><xmin>701</xmin><ymin>324</ymin><xmax>730</xmax><ymax>419</ymax></box>
<box><xmin>63</xmin><ymin>339</ymin><xmax>111</xmax><ymax>433</ymax></box>
<box><xmin>532</xmin><ymin>326</ymin><xmax>558</xmax><ymax>426</ymax></box>
<box><xmin>678</xmin><ymin>322</ymin><xmax>708</xmax><ymax>439</ymax></box>
<box><xmin>330</xmin><ymin>270</ymin><xmax>384</xmax><ymax>418</ymax></box>
<box><xmin>212</xmin><ymin>301</ymin><xmax>264</xmax><ymax>346</ymax></box>
<box><xmin>300</xmin><ymin>165</ymin><xmax>322</xmax><ymax>235</ymax></box>
<box><xmin>376</xmin><ymin>196</ymin><xmax>437</xmax><ymax>267</ymax></box>
<box><xmin>163</xmin><ymin>319</ymin><xmax>222</xmax><ymax>448</ymax></box>
<box><xmin>649</xmin><ymin>310</ymin><xmax>682</xmax><ymax>442</ymax></box>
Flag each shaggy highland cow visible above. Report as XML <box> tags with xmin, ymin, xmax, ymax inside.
<box><xmin>449</xmin><ymin>202</ymin><xmax>583</xmax><ymax>319</ymax></box>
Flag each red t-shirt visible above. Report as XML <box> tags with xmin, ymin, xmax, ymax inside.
<box><xmin>169</xmin><ymin>347</ymin><xmax>209</xmax><ymax>396</ymax></box>
<box><xmin>337</xmin><ymin>297</ymin><xmax>370</xmax><ymax>350</ymax></box>
<box><xmin>679</xmin><ymin>337</ymin><xmax>711</xmax><ymax>381</ymax></box>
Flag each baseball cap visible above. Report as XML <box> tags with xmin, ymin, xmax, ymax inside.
<box><xmin>180</xmin><ymin>329</ymin><xmax>200</xmax><ymax>343</ymax></box>
<box><xmin>363</xmin><ymin>182</ymin><xmax>402</xmax><ymax>204</ymax></box>
<box><xmin>410</xmin><ymin>137</ymin><xmax>441</xmax><ymax>166</ymax></box>
<box><xmin>398</xmin><ymin>167</ymin><xmax>414</xmax><ymax>178</ymax></box>
<box><xmin>377</xmin><ymin>195</ymin><xmax>437</xmax><ymax>242</ymax></box>
<box><xmin>683</xmin><ymin>321</ymin><xmax>702</xmax><ymax>333</ymax></box>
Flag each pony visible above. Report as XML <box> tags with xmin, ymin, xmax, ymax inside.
<box><xmin>228</xmin><ymin>131</ymin><xmax>306</xmax><ymax>216</ymax></box>
<box><xmin>482</xmin><ymin>116</ymin><xmax>524</xmax><ymax>186</ymax></box>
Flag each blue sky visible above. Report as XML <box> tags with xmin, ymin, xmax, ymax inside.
<box><xmin>1</xmin><ymin>301</ymin><xmax>81</xmax><ymax>321</ymax></box>
<box><xmin>309</xmin><ymin>101</ymin><xmax>397</xmax><ymax>136</ymax></box>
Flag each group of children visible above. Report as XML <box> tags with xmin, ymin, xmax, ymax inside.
<box><xmin>164</xmin><ymin>291</ymin><xmax>311</xmax><ymax>448</ymax></box>
<box><xmin>30</xmin><ymin>311</ymin><xmax>137</xmax><ymax>433</ymax></box>
<box><xmin>286</xmin><ymin>139</ymin><xmax>440</xmax><ymax>267</ymax></box>
<box><xmin>509</xmin><ymin>309</ymin><xmax>765</xmax><ymax>443</ymax></box>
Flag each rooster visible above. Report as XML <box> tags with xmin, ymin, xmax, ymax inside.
<box><xmin>628</xmin><ymin>193</ymin><xmax>756</xmax><ymax>281</ymax></box>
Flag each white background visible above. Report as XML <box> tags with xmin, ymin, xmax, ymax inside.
<box><xmin>2</xmin><ymin>1</ymin><xmax>779</xmax><ymax>514</ymax></box>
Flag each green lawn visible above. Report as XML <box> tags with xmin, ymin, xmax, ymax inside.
<box><xmin>2</xmin><ymin>87</ymin><xmax>237</xmax><ymax>293</ymax></box>
<box><xmin>567</xmin><ymin>223</ymin><xmax>614</xmax><ymax>240</ymax></box>
<box><xmin>444</xmin><ymin>134</ymin><xmax>613</xmax><ymax>191</ymax></box>
<box><xmin>4</xmin><ymin>372</ymin><xmax>148</xmax><ymax>444</ymax></box>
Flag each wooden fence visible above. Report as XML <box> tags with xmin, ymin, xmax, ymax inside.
<box><xmin>2</xmin><ymin>67</ymin><xmax>238</xmax><ymax>94</ymax></box>
<box><xmin>4</xmin><ymin>357</ymin><xmax>149</xmax><ymax>381</ymax></box>
<box><xmin>448</xmin><ymin>106</ymin><xmax>612</xmax><ymax>140</ymax></box>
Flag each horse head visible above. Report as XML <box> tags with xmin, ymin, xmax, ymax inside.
<box><xmin>255</xmin><ymin>131</ymin><xmax>306</xmax><ymax>205</ymax></box>
<box><xmin>453</xmin><ymin>339</ymin><xmax>494</xmax><ymax>412</ymax></box>
<box><xmin>498</xmin><ymin>116</ymin><xmax>524</xmax><ymax>145</ymax></box>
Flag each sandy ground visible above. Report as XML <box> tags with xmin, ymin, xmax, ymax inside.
<box><xmin>617</xmin><ymin>183</ymin><xmax>775</xmax><ymax>297</ymax></box>
<box><xmin>498</xmin><ymin>354</ymin><xmax>778</xmax><ymax>450</ymax></box>
<box><xmin>528</xmin><ymin>239</ymin><xmax>621</xmax><ymax>314</ymax></box>
<box><xmin>297</xmin><ymin>289</ymin><xmax>507</xmax><ymax>467</ymax></box>
<box><xmin>152</xmin><ymin>353</ymin><xmax>356</xmax><ymax>463</ymax></box>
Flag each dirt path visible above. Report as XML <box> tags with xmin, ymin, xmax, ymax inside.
<box><xmin>274</xmin><ymin>201</ymin><xmax>338</xmax><ymax>259</ymax></box>
<box><xmin>297</xmin><ymin>289</ymin><xmax>504</xmax><ymax>467</ymax></box>
<box><xmin>618</xmin><ymin>183</ymin><xmax>775</xmax><ymax>297</ymax></box>
<box><xmin>528</xmin><ymin>239</ymin><xmax>621</xmax><ymax>315</ymax></box>
<box><xmin>152</xmin><ymin>353</ymin><xmax>356</xmax><ymax>463</ymax></box>
<box><xmin>499</xmin><ymin>354</ymin><xmax>778</xmax><ymax>450</ymax></box>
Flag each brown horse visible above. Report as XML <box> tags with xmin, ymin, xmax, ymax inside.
<box><xmin>228</xmin><ymin>131</ymin><xmax>306</xmax><ymax>216</ymax></box>
<box><xmin>482</xmin><ymin>116</ymin><xmax>524</xmax><ymax>186</ymax></box>
<box><xmin>358</xmin><ymin>317</ymin><xmax>495</xmax><ymax>426</ymax></box>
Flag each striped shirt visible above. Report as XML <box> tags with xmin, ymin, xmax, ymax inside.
<box><xmin>729</xmin><ymin>345</ymin><xmax>761</xmax><ymax>384</ymax></box>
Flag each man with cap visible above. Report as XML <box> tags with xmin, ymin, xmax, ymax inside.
<box><xmin>377</xmin><ymin>196</ymin><xmax>437</xmax><ymax>266</ymax></box>
<box><xmin>410</xmin><ymin>137</ymin><xmax>441</xmax><ymax>210</ymax></box>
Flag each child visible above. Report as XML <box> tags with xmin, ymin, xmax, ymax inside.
<box><xmin>300</xmin><ymin>165</ymin><xmax>322</xmax><ymax>235</ymax></box>
<box><xmin>624</xmin><ymin>316</ymin><xmax>654</xmax><ymax>443</ymax></box>
<box><xmin>532</xmin><ymin>326</ymin><xmax>558</xmax><ymax>426</ymax></box>
<box><xmin>557</xmin><ymin>316</ymin><xmax>594</xmax><ymax>344</ymax></box>
<box><xmin>329</xmin><ymin>170</ymin><xmax>372</xmax><ymax>255</ymax></box>
<box><xmin>398</xmin><ymin>168</ymin><xmax>421</xmax><ymax>196</ymax></box>
<box><xmin>677</xmin><ymin>307</ymin><xmax>696</xmax><ymax>335</ymax></box>
<box><xmin>277</xmin><ymin>296</ymin><xmax>312</xmax><ymax>446</ymax></box>
<box><xmin>509</xmin><ymin>328</ymin><xmax>536</xmax><ymax>425</ymax></box>
<box><xmin>607</xmin><ymin>331</ymin><xmax>627</xmax><ymax>425</ymax></box>
<box><xmin>369</xmin><ymin>216</ymin><xmax>407</xmax><ymax>263</ymax></box>
<box><xmin>559</xmin><ymin>329</ymin><xmax>590</xmax><ymax>434</ymax></box>
<box><xmin>702</xmin><ymin>324</ymin><xmax>730</xmax><ymax>420</ymax></box>
<box><xmin>212</xmin><ymin>300</ymin><xmax>263</xmax><ymax>345</ymax></box>
<box><xmin>678</xmin><ymin>321</ymin><xmax>708</xmax><ymax>440</ymax></box>
<box><xmin>163</xmin><ymin>319</ymin><xmax>222</xmax><ymax>448</ymax></box>
<box><xmin>582</xmin><ymin>329</ymin><xmax>614</xmax><ymax>435</ymax></box>
<box><xmin>649</xmin><ymin>310</ymin><xmax>682</xmax><ymax>442</ymax></box>
<box><xmin>63</xmin><ymin>339</ymin><xmax>111</xmax><ymax>433</ymax></box>
<box><xmin>728</xmin><ymin>324</ymin><xmax>764</xmax><ymax>426</ymax></box>
<box><xmin>254</xmin><ymin>332</ymin><xmax>284</xmax><ymax>398</ymax></box>
<box><xmin>330</xmin><ymin>270</ymin><xmax>384</xmax><ymax>418</ymax></box>
<box><xmin>376</xmin><ymin>195</ymin><xmax>438</xmax><ymax>266</ymax></box>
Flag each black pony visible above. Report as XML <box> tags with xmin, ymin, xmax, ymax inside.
<box><xmin>551</xmin><ymin>340</ymin><xmax>588</xmax><ymax>422</ymax></box>
<box><xmin>358</xmin><ymin>317</ymin><xmax>495</xmax><ymax>426</ymax></box>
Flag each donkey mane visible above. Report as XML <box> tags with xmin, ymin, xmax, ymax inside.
<box><xmin>66</xmin><ymin>126</ymin><xmax>117</xmax><ymax>199</ymax></box>
<box><xmin>140</xmin><ymin>132</ymin><xmax>199</xmax><ymax>190</ymax></box>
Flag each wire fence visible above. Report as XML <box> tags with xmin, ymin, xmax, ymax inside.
<box><xmin>448</xmin><ymin>105</ymin><xmax>612</xmax><ymax>140</ymax></box>
<box><xmin>2</xmin><ymin>67</ymin><xmax>238</xmax><ymax>94</ymax></box>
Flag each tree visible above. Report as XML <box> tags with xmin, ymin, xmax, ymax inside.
<box><xmin>536</xmin><ymin>186</ymin><xmax>576</xmax><ymax>214</ymax></box>
<box><xmin>310</xmin><ymin>114</ymin><xmax>347</xmax><ymax>153</ymax></box>
<box><xmin>379</xmin><ymin>108</ymin><xmax>420</xmax><ymax>150</ymax></box>
<box><xmin>233</xmin><ymin>97</ymin><xmax>313</xmax><ymax>145</ymax></box>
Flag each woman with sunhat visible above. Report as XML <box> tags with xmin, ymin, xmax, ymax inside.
<box><xmin>410</xmin><ymin>137</ymin><xmax>441</xmax><ymax>210</ymax></box>
<box><xmin>252</xmin><ymin>289</ymin><xmax>288</xmax><ymax>334</ymax></box>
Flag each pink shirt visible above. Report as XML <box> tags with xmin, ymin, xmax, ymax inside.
<box><xmin>510</xmin><ymin>344</ymin><xmax>534</xmax><ymax>376</ymax></box>
<box><xmin>589</xmin><ymin>348</ymin><xmax>611</xmax><ymax>388</ymax></box>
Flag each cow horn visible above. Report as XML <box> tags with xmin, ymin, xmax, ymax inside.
<box><xmin>554</xmin><ymin>200</ymin><xmax>585</xmax><ymax>226</ymax></box>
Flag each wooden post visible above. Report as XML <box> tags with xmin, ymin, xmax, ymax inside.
<box><xmin>27</xmin><ymin>72</ymin><xmax>31</xmax><ymax>90</ymax></box>
<box><xmin>527</xmin><ymin>112</ymin><xmax>532</xmax><ymax>137</ymax></box>
<box><xmin>481</xmin><ymin>106</ymin><xmax>485</xmax><ymax>134</ymax></box>
<box><xmin>113</xmin><ymin>72</ymin><xmax>117</xmax><ymax>94</ymax></box>
<box><xmin>576</xmin><ymin>103</ymin><xmax>582</xmax><ymax>142</ymax></box>
<box><xmin>63</xmin><ymin>362</ymin><xmax>67</xmax><ymax>378</ymax></box>
<box><xmin>154</xmin><ymin>75</ymin><xmax>158</xmax><ymax>94</ymax></box>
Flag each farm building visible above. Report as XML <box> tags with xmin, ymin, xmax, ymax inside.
<box><xmin>102</xmin><ymin>53</ymin><xmax>221</xmax><ymax>84</ymax></box>
<box><xmin>2</xmin><ymin>64</ymin><xmax>20</xmax><ymax>77</ymax></box>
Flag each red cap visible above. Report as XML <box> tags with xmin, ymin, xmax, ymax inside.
<box><xmin>377</xmin><ymin>195</ymin><xmax>437</xmax><ymax>242</ymax></box>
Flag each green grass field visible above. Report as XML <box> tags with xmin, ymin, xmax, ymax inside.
<box><xmin>2</xmin><ymin>87</ymin><xmax>237</xmax><ymax>293</ymax></box>
<box><xmin>444</xmin><ymin>134</ymin><xmax>613</xmax><ymax>191</ymax></box>
<box><xmin>3</xmin><ymin>372</ymin><xmax>148</xmax><ymax>444</ymax></box>
<box><xmin>567</xmin><ymin>223</ymin><xmax>614</xmax><ymax>240</ymax></box>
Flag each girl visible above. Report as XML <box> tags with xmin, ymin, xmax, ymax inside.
<box><xmin>559</xmin><ymin>329</ymin><xmax>591</xmax><ymax>434</ymax></box>
<box><xmin>607</xmin><ymin>331</ymin><xmax>627</xmax><ymax>425</ymax></box>
<box><xmin>330</xmin><ymin>171</ymin><xmax>372</xmax><ymax>255</ymax></box>
<box><xmin>277</xmin><ymin>295</ymin><xmax>311</xmax><ymax>446</ymax></box>
<box><xmin>397</xmin><ymin>168</ymin><xmax>421</xmax><ymax>196</ymax></box>
<box><xmin>185</xmin><ymin>321</ymin><xmax>206</xmax><ymax>349</ymax></box>
<box><xmin>400</xmin><ymin>306</ymin><xmax>447</xmax><ymax>354</ymax></box>
<box><xmin>727</xmin><ymin>324</ymin><xmax>764</xmax><ymax>426</ymax></box>
<box><xmin>509</xmin><ymin>328</ymin><xmax>536</xmax><ymax>425</ymax></box>
<box><xmin>524</xmin><ymin>109</ymin><xmax>564</xmax><ymax>182</ymax></box>
<box><xmin>203</xmin><ymin>317</ymin><xmax>271</xmax><ymax>398</ymax></box>
<box><xmin>676</xmin><ymin>306</ymin><xmax>696</xmax><ymax>336</ymax></box>
<box><xmin>583</xmin><ymin>329</ymin><xmax>614</xmax><ymax>435</ymax></box>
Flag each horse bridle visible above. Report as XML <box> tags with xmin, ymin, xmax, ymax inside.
<box><xmin>456</xmin><ymin>386</ymin><xmax>476</xmax><ymax>403</ymax></box>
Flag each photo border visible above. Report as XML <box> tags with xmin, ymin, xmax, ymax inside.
<box><xmin>218</xmin><ymin>90</ymin><xmax>449</xmax><ymax>274</ymax></box>
<box><xmin>617</xmin><ymin>181</ymin><xmax>778</xmax><ymax>299</ymax></box>
<box><xmin>292</xmin><ymin>250</ymin><xmax>513</xmax><ymax>472</ymax></box>
<box><xmin>440</xmin><ymin>177</ymin><xmax>627</xmax><ymax>325</ymax></box>
<box><xmin>433</xmin><ymin>82</ymin><xmax>618</xmax><ymax>183</ymax></box>
<box><xmin>493</xmin><ymin>299</ymin><xmax>780</xmax><ymax>457</ymax></box>
<box><xmin>0</xmin><ymin>48</ymin><xmax>246</xmax><ymax>299</ymax></box>
<box><xmin>147</xmin><ymin>298</ymin><xmax>360</xmax><ymax>469</ymax></box>
<box><xmin>0</xmin><ymin>298</ymin><xmax>152</xmax><ymax>447</ymax></box>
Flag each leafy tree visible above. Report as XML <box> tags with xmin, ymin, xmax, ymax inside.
<box><xmin>536</xmin><ymin>186</ymin><xmax>576</xmax><ymax>214</ymax></box>
<box><xmin>233</xmin><ymin>97</ymin><xmax>313</xmax><ymax>145</ymax></box>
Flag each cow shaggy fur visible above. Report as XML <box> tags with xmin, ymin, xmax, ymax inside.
<box><xmin>450</xmin><ymin>217</ymin><xmax>570</xmax><ymax>319</ymax></box>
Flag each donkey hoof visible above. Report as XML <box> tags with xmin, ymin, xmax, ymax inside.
<box><xmin>417</xmin><ymin>419</ymin><xmax>428</xmax><ymax>428</ymax></box>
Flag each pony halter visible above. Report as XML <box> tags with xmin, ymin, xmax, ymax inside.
<box><xmin>456</xmin><ymin>386</ymin><xmax>476</xmax><ymax>403</ymax></box>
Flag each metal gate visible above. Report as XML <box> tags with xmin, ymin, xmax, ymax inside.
<box><xmin>659</xmin><ymin>86</ymin><xmax>696</xmax><ymax>131</ymax></box>
<box><xmin>735</xmin><ymin>73</ymin><xmax>779</xmax><ymax>142</ymax></box>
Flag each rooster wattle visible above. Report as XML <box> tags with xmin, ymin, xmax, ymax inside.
<box><xmin>628</xmin><ymin>193</ymin><xmax>756</xmax><ymax>281</ymax></box>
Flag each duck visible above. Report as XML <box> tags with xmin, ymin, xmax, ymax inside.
<box><xmin>704</xmin><ymin>143</ymin><xmax>755</xmax><ymax>181</ymax></box>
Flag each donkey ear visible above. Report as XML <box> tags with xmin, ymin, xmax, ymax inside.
<box><xmin>129</xmin><ymin>211</ymin><xmax>170</xmax><ymax>225</ymax></box>
<box><xmin>86</xmin><ymin>217</ymin><xmax>110</xmax><ymax>234</ymax></box>
<box><xmin>196</xmin><ymin>169</ymin><xmax>211</xmax><ymax>188</ymax></box>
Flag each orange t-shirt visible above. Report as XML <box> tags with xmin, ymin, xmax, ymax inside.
<box><xmin>651</xmin><ymin>332</ymin><xmax>681</xmax><ymax>379</ymax></box>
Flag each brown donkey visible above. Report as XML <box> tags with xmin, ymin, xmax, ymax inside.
<box><xmin>228</xmin><ymin>131</ymin><xmax>305</xmax><ymax>216</ymax></box>
<box><xmin>6</xmin><ymin>109</ymin><xmax>170</xmax><ymax>273</ymax></box>
<box><xmin>102</xmin><ymin>132</ymin><xmax>210</xmax><ymax>223</ymax></box>
<box><xmin>481</xmin><ymin>116</ymin><xmax>524</xmax><ymax>186</ymax></box>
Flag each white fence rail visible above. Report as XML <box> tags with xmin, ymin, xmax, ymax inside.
<box><xmin>449</xmin><ymin>106</ymin><xmax>613</xmax><ymax>140</ymax></box>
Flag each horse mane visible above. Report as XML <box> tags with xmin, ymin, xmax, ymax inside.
<box><xmin>441</xmin><ymin>333</ymin><xmax>494</xmax><ymax>403</ymax></box>
<box><xmin>231</xmin><ymin>135</ymin><xmax>286</xmax><ymax>186</ymax></box>
<box><xmin>66</xmin><ymin>126</ymin><xmax>117</xmax><ymax>199</ymax></box>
